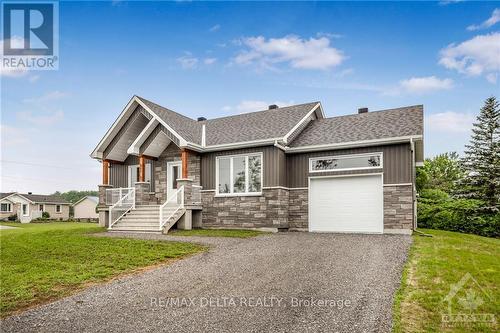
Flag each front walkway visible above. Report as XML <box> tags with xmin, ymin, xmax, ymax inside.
<box><xmin>1</xmin><ymin>232</ymin><xmax>411</xmax><ymax>333</ymax></box>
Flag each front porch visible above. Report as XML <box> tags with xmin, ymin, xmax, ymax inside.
<box><xmin>93</xmin><ymin>101</ymin><xmax>203</xmax><ymax>233</ymax></box>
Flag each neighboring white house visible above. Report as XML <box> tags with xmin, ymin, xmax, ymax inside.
<box><xmin>73</xmin><ymin>196</ymin><xmax>99</xmax><ymax>220</ymax></box>
<box><xmin>0</xmin><ymin>192</ymin><xmax>70</xmax><ymax>223</ymax></box>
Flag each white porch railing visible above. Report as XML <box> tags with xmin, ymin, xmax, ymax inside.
<box><xmin>192</xmin><ymin>185</ymin><xmax>202</xmax><ymax>205</ymax></box>
<box><xmin>108</xmin><ymin>188</ymin><xmax>135</xmax><ymax>229</ymax></box>
<box><xmin>106</xmin><ymin>187</ymin><xmax>135</xmax><ymax>206</ymax></box>
<box><xmin>159</xmin><ymin>186</ymin><xmax>184</xmax><ymax>230</ymax></box>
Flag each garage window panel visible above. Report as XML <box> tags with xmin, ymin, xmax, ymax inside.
<box><xmin>309</xmin><ymin>153</ymin><xmax>383</xmax><ymax>173</ymax></box>
<box><xmin>216</xmin><ymin>153</ymin><xmax>263</xmax><ymax>196</ymax></box>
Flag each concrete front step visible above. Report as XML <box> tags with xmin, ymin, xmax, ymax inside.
<box><xmin>110</xmin><ymin>227</ymin><xmax>161</xmax><ymax>232</ymax></box>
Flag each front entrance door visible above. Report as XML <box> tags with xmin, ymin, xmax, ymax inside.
<box><xmin>167</xmin><ymin>161</ymin><xmax>182</xmax><ymax>195</ymax></box>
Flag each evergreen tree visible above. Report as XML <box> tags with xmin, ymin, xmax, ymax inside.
<box><xmin>460</xmin><ymin>96</ymin><xmax>500</xmax><ymax>209</ymax></box>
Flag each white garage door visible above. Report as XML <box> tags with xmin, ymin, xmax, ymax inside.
<box><xmin>309</xmin><ymin>174</ymin><xmax>383</xmax><ymax>233</ymax></box>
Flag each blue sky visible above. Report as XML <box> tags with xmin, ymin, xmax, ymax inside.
<box><xmin>1</xmin><ymin>1</ymin><xmax>499</xmax><ymax>193</ymax></box>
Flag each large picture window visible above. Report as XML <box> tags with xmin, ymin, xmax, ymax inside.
<box><xmin>216</xmin><ymin>153</ymin><xmax>262</xmax><ymax>195</ymax></box>
<box><xmin>309</xmin><ymin>153</ymin><xmax>383</xmax><ymax>173</ymax></box>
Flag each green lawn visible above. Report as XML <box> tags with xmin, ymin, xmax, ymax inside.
<box><xmin>393</xmin><ymin>229</ymin><xmax>499</xmax><ymax>333</ymax></box>
<box><xmin>169</xmin><ymin>228</ymin><xmax>267</xmax><ymax>238</ymax></box>
<box><xmin>0</xmin><ymin>222</ymin><xmax>205</xmax><ymax>317</ymax></box>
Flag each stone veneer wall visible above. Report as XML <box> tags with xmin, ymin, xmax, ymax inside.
<box><xmin>288</xmin><ymin>189</ymin><xmax>308</xmax><ymax>230</ymax></box>
<box><xmin>383</xmin><ymin>185</ymin><xmax>414</xmax><ymax>230</ymax></box>
<box><xmin>201</xmin><ymin>188</ymin><xmax>289</xmax><ymax>229</ymax></box>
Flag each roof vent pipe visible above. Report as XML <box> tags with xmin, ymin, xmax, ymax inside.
<box><xmin>358</xmin><ymin>107</ymin><xmax>368</xmax><ymax>114</ymax></box>
<box><xmin>268</xmin><ymin>104</ymin><xmax>278</xmax><ymax>110</ymax></box>
<box><xmin>28</xmin><ymin>192</ymin><xmax>32</xmax><ymax>195</ymax></box>
<box><xmin>197</xmin><ymin>117</ymin><xmax>207</xmax><ymax>121</ymax></box>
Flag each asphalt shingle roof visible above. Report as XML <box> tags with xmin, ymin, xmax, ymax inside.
<box><xmin>204</xmin><ymin>102</ymin><xmax>319</xmax><ymax>146</ymax></box>
<box><xmin>0</xmin><ymin>193</ymin><xmax>69</xmax><ymax>204</ymax></box>
<box><xmin>0</xmin><ymin>193</ymin><xmax>15</xmax><ymax>200</ymax></box>
<box><xmin>22</xmin><ymin>193</ymin><xmax>69</xmax><ymax>204</ymax></box>
<box><xmin>136</xmin><ymin>96</ymin><xmax>203</xmax><ymax>145</ymax></box>
<box><xmin>138</xmin><ymin>96</ymin><xmax>320</xmax><ymax>147</ymax></box>
<box><xmin>289</xmin><ymin>105</ymin><xmax>423</xmax><ymax>148</ymax></box>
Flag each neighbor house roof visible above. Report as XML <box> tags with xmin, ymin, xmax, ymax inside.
<box><xmin>204</xmin><ymin>102</ymin><xmax>321</xmax><ymax>146</ymax></box>
<box><xmin>21</xmin><ymin>193</ymin><xmax>69</xmax><ymax>204</ymax></box>
<box><xmin>289</xmin><ymin>105</ymin><xmax>423</xmax><ymax>148</ymax></box>
<box><xmin>0</xmin><ymin>193</ymin><xmax>15</xmax><ymax>201</ymax></box>
<box><xmin>73</xmin><ymin>196</ymin><xmax>99</xmax><ymax>206</ymax></box>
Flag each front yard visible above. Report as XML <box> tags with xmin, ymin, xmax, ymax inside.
<box><xmin>393</xmin><ymin>229</ymin><xmax>499</xmax><ymax>333</ymax></box>
<box><xmin>0</xmin><ymin>222</ymin><xmax>205</xmax><ymax>317</ymax></box>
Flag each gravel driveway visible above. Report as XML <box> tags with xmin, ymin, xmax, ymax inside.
<box><xmin>1</xmin><ymin>232</ymin><xmax>411</xmax><ymax>333</ymax></box>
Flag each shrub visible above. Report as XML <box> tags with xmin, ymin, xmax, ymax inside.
<box><xmin>419</xmin><ymin>188</ymin><xmax>449</xmax><ymax>201</ymax></box>
<box><xmin>42</xmin><ymin>212</ymin><xmax>50</xmax><ymax>219</ymax></box>
<box><xmin>418</xmin><ymin>197</ymin><xmax>499</xmax><ymax>238</ymax></box>
<box><xmin>7</xmin><ymin>214</ymin><xmax>17</xmax><ymax>222</ymax></box>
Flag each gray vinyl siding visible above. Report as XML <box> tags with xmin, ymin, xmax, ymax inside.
<box><xmin>286</xmin><ymin>143</ymin><xmax>412</xmax><ymax>188</ymax></box>
<box><xmin>109</xmin><ymin>155</ymin><xmax>155</xmax><ymax>191</ymax></box>
<box><xmin>104</xmin><ymin>106</ymin><xmax>149</xmax><ymax>160</ymax></box>
<box><xmin>200</xmin><ymin>146</ymin><xmax>286</xmax><ymax>190</ymax></box>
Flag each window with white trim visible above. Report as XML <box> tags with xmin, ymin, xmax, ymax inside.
<box><xmin>39</xmin><ymin>204</ymin><xmax>44</xmax><ymax>212</ymax></box>
<box><xmin>216</xmin><ymin>153</ymin><xmax>262</xmax><ymax>195</ymax></box>
<box><xmin>22</xmin><ymin>204</ymin><xmax>29</xmax><ymax>216</ymax></box>
<box><xmin>309</xmin><ymin>153</ymin><xmax>383</xmax><ymax>172</ymax></box>
<box><xmin>128</xmin><ymin>163</ymin><xmax>152</xmax><ymax>187</ymax></box>
<box><xmin>56</xmin><ymin>205</ymin><xmax>62</xmax><ymax>213</ymax></box>
<box><xmin>0</xmin><ymin>203</ymin><xmax>12</xmax><ymax>212</ymax></box>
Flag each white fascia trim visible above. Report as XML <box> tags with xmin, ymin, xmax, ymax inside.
<box><xmin>91</xmin><ymin>96</ymin><xmax>138</xmax><ymax>159</ymax></box>
<box><xmin>283</xmin><ymin>103</ymin><xmax>321</xmax><ymax>145</ymax></box>
<box><xmin>127</xmin><ymin>118</ymin><xmax>158</xmax><ymax>155</ymax></box>
<box><xmin>134</xmin><ymin>97</ymin><xmax>189</xmax><ymax>147</ymax></box>
<box><xmin>285</xmin><ymin>135</ymin><xmax>423</xmax><ymax>153</ymax></box>
<box><xmin>416</xmin><ymin>161</ymin><xmax>424</xmax><ymax>167</ymax></box>
<box><xmin>12</xmin><ymin>194</ymin><xmax>35</xmax><ymax>204</ymax></box>
<box><xmin>202</xmin><ymin>138</ymin><xmax>283</xmax><ymax>152</ymax></box>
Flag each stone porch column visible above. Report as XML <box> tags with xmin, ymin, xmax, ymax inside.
<box><xmin>176</xmin><ymin>178</ymin><xmax>193</xmax><ymax>206</ymax></box>
<box><xmin>134</xmin><ymin>182</ymin><xmax>151</xmax><ymax>206</ymax></box>
<box><xmin>97</xmin><ymin>184</ymin><xmax>113</xmax><ymax>227</ymax></box>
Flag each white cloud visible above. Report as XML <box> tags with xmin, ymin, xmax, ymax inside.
<box><xmin>223</xmin><ymin>100</ymin><xmax>295</xmax><ymax>114</ymax></box>
<box><xmin>204</xmin><ymin>57</ymin><xmax>217</xmax><ymax>65</ymax></box>
<box><xmin>28</xmin><ymin>75</ymin><xmax>40</xmax><ymax>83</ymax></box>
<box><xmin>426</xmin><ymin>111</ymin><xmax>474</xmax><ymax>133</ymax></box>
<box><xmin>209</xmin><ymin>24</ymin><xmax>220</xmax><ymax>32</ymax></box>
<box><xmin>23</xmin><ymin>90</ymin><xmax>68</xmax><ymax>104</ymax></box>
<box><xmin>0</xmin><ymin>67</ymin><xmax>28</xmax><ymax>78</ymax></box>
<box><xmin>467</xmin><ymin>8</ymin><xmax>500</xmax><ymax>31</ymax></box>
<box><xmin>234</xmin><ymin>35</ymin><xmax>345</xmax><ymax>71</ymax></box>
<box><xmin>176</xmin><ymin>54</ymin><xmax>199</xmax><ymax>69</ymax></box>
<box><xmin>439</xmin><ymin>32</ymin><xmax>500</xmax><ymax>82</ymax></box>
<box><xmin>439</xmin><ymin>0</ymin><xmax>464</xmax><ymax>5</ymax></box>
<box><xmin>399</xmin><ymin>76</ymin><xmax>454</xmax><ymax>94</ymax></box>
<box><xmin>17</xmin><ymin>110</ymin><xmax>64</xmax><ymax>126</ymax></box>
<box><xmin>0</xmin><ymin>125</ymin><xmax>30</xmax><ymax>147</ymax></box>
